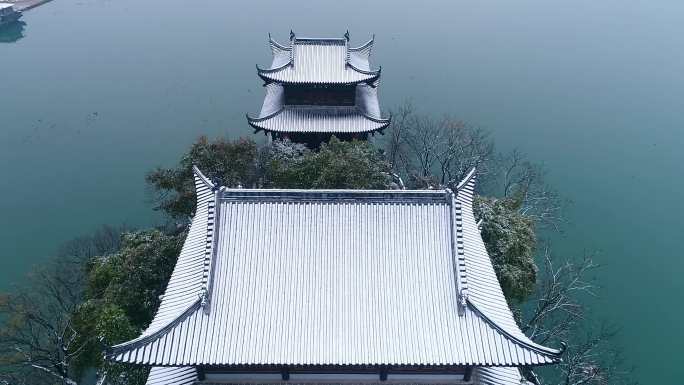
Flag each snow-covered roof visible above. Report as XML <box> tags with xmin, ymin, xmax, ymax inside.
<box><xmin>0</xmin><ymin>3</ymin><xmax>15</xmax><ymax>10</ymax></box>
<box><xmin>247</xmin><ymin>72</ymin><xmax>389</xmax><ymax>134</ymax></box>
<box><xmin>107</xmin><ymin>167</ymin><xmax>562</xmax><ymax>368</ymax></box>
<box><xmin>257</xmin><ymin>32</ymin><xmax>380</xmax><ymax>85</ymax></box>
<box><xmin>145</xmin><ymin>367</ymin><xmax>198</xmax><ymax>385</ymax></box>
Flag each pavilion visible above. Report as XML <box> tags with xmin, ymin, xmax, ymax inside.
<box><xmin>247</xmin><ymin>31</ymin><xmax>390</xmax><ymax>147</ymax></box>
<box><xmin>106</xmin><ymin>167</ymin><xmax>563</xmax><ymax>385</ymax></box>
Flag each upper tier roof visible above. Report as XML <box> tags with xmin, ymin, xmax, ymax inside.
<box><xmin>108</xmin><ymin>168</ymin><xmax>562</xmax><ymax>368</ymax></box>
<box><xmin>257</xmin><ymin>32</ymin><xmax>380</xmax><ymax>85</ymax></box>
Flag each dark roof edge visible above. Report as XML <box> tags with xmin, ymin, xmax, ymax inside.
<box><xmin>199</xmin><ymin>193</ymin><xmax>219</xmax><ymax>313</ymax></box>
<box><xmin>217</xmin><ymin>188</ymin><xmax>451</xmax><ymax>203</ymax></box>
<box><xmin>268</xmin><ymin>33</ymin><xmax>291</xmax><ymax>51</ymax></box>
<box><xmin>349</xmin><ymin>35</ymin><xmax>375</xmax><ymax>52</ymax></box>
<box><xmin>347</xmin><ymin>63</ymin><xmax>381</xmax><ymax>78</ymax></box>
<box><xmin>454</xmin><ymin>167</ymin><xmax>565</xmax><ymax>361</ymax></box>
<box><xmin>446</xmin><ymin>188</ymin><xmax>468</xmax><ymax>317</ymax></box>
<box><xmin>246</xmin><ymin>108</ymin><xmax>284</xmax><ymax>124</ymax></box>
<box><xmin>467</xmin><ymin>298</ymin><xmax>565</xmax><ymax>360</ymax></box>
<box><xmin>360</xmin><ymin>108</ymin><xmax>391</xmax><ymax>124</ymax></box>
<box><xmin>256</xmin><ymin>62</ymin><xmax>292</xmax><ymax>74</ymax></box>
<box><xmin>246</xmin><ymin>107</ymin><xmax>390</xmax><ymax>133</ymax></box>
<box><xmin>257</xmin><ymin>74</ymin><xmax>380</xmax><ymax>86</ymax></box>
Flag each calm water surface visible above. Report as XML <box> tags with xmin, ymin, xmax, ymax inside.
<box><xmin>2</xmin><ymin>1</ymin><xmax>682</xmax><ymax>382</ymax></box>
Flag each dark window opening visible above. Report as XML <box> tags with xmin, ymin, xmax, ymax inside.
<box><xmin>284</xmin><ymin>85</ymin><xmax>355</xmax><ymax>106</ymax></box>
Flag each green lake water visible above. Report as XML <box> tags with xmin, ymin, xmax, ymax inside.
<box><xmin>1</xmin><ymin>1</ymin><xmax>682</xmax><ymax>382</ymax></box>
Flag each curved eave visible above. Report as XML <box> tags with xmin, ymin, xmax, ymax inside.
<box><xmin>106</xmin><ymin>299</ymin><xmax>202</xmax><ymax>362</ymax></box>
<box><xmin>455</xmin><ymin>167</ymin><xmax>564</xmax><ymax>363</ymax></box>
<box><xmin>246</xmin><ymin>108</ymin><xmax>284</xmax><ymax>124</ymax></box>
<box><xmin>268</xmin><ymin>34</ymin><xmax>291</xmax><ymax>52</ymax></box>
<box><xmin>106</xmin><ymin>167</ymin><xmax>215</xmax><ymax>363</ymax></box>
<box><xmin>349</xmin><ymin>36</ymin><xmax>375</xmax><ymax>52</ymax></box>
<box><xmin>192</xmin><ymin>165</ymin><xmax>215</xmax><ymax>191</ymax></box>
<box><xmin>256</xmin><ymin>66</ymin><xmax>380</xmax><ymax>86</ymax></box>
<box><xmin>246</xmin><ymin>108</ymin><xmax>390</xmax><ymax>134</ymax></box>
<box><xmin>348</xmin><ymin>63</ymin><xmax>381</xmax><ymax>78</ymax></box>
<box><xmin>467</xmin><ymin>299</ymin><xmax>564</xmax><ymax>361</ymax></box>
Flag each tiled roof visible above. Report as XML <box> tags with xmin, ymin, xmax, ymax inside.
<box><xmin>145</xmin><ymin>367</ymin><xmax>197</xmax><ymax>385</ymax></box>
<box><xmin>107</xmin><ymin>168</ymin><xmax>562</xmax><ymax>368</ymax></box>
<box><xmin>257</xmin><ymin>33</ymin><xmax>380</xmax><ymax>85</ymax></box>
<box><xmin>247</xmin><ymin>82</ymin><xmax>389</xmax><ymax>134</ymax></box>
<box><xmin>474</xmin><ymin>367</ymin><xmax>526</xmax><ymax>385</ymax></box>
<box><xmin>247</xmin><ymin>105</ymin><xmax>389</xmax><ymax>134</ymax></box>
<box><xmin>139</xmin><ymin>171</ymin><xmax>215</xmax><ymax>335</ymax></box>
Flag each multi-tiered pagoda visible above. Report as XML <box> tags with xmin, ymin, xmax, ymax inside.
<box><xmin>107</xmin><ymin>167</ymin><xmax>563</xmax><ymax>385</ymax></box>
<box><xmin>247</xmin><ymin>31</ymin><xmax>390</xmax><ymax>146</ymax></box>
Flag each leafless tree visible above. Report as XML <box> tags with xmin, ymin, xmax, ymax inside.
<box><xmin>0</xmin><ymin>226</ymin><xmax>128</xmax><ymax>385</ymax></box>
<box><xmin>490</xmin><ymin>150</ymin><xmax>567</xmax><ymax>231</ymax></box>
<box><xmin>386</xmin><ymin>102</ymin><xmax>494</xmax><ymax>189</ymax></box>
<box><xmin>386</xmin><ymin>103</ymin><xmax>566</xmax><ymax>230</ymax></box>
<box><xmin>56</xmin><ymin>225</ymin><xmax>128</xmax><ymax>261</ymax></box>
<box><xmin>521</xmin><ymin>247</ymin><xmax>636</xmax><ymax>385</ymax></box>
<box><xmin>0</xmin><ymin>256</ymin><xmax>86</xmax><ymax>385</ymax></box>
<box><xmin>554</xmin><ymin>324</ymin><xmax>636</xmax><ymax>385</ymax></box>
<box><xmin>522</xmin><ymin>248</ymin><xmax>598</xmax><ymax>344</ymax></box>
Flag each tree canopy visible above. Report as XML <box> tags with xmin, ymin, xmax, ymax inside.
<box><xmin>147</xmin><ymin>136</ymin><xmax>394</xmax><ymax>219</ymax></box>
<box><xmin>70</xmin><ymin>230</ymin><xmax>183</xmax><ymax>382</ymax></box>
<box><xmin>473</xmin><ymin>195</ymin><xmax>537</xmax><ymax>303</ymax></box>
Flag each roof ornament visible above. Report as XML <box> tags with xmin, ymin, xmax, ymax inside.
<box><xmin>344</xmin><ymin>30</ymin><xmax>350</xmax><ymax>41</ymax></box>
<box><xmin>199</xmin><ymin>288</ymin><xmax>209</xmax><ymax>310</ymax></box>
<box><xmin>210</xmin><ymin>176</ymin><xmax>222</xmax><ymax>192</ymax></box>
<box><xmin>458</xmin><ymin>289</ymin><xmax>468</xmax><ymax>316</ymax></box>
<box><xmin>289</xmin><ymin>30</ymin><xmax>295</xmax><ymax>41</ymax></box>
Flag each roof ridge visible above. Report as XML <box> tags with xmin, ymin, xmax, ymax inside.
<box><xmin>294</xmin><ymin>37</ymin><xmax>346</xmax><ymax>43</ymax></box>
<box><xmin>448</xmin><ymin>188</ymin><xmax>469</xmax><ymax>316</ymax></box>
<box><xmin>193</xmin><ymin>165</ymin><xmax>215</xmax><ymax>192</ymax></box>
<box><xmin>199</xmin><ymin>191</ymin><xmax>219</xmax><ymax>313</ymax></box>
<box><xmin>218</xmin><ymin>189</ymin><xmax>451</xmax><ymax>203</ymax></box>
<box><xmin>456</xmin><ymin>167</ymin><xmax>477</xmax><ymax>191</ymax></box>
